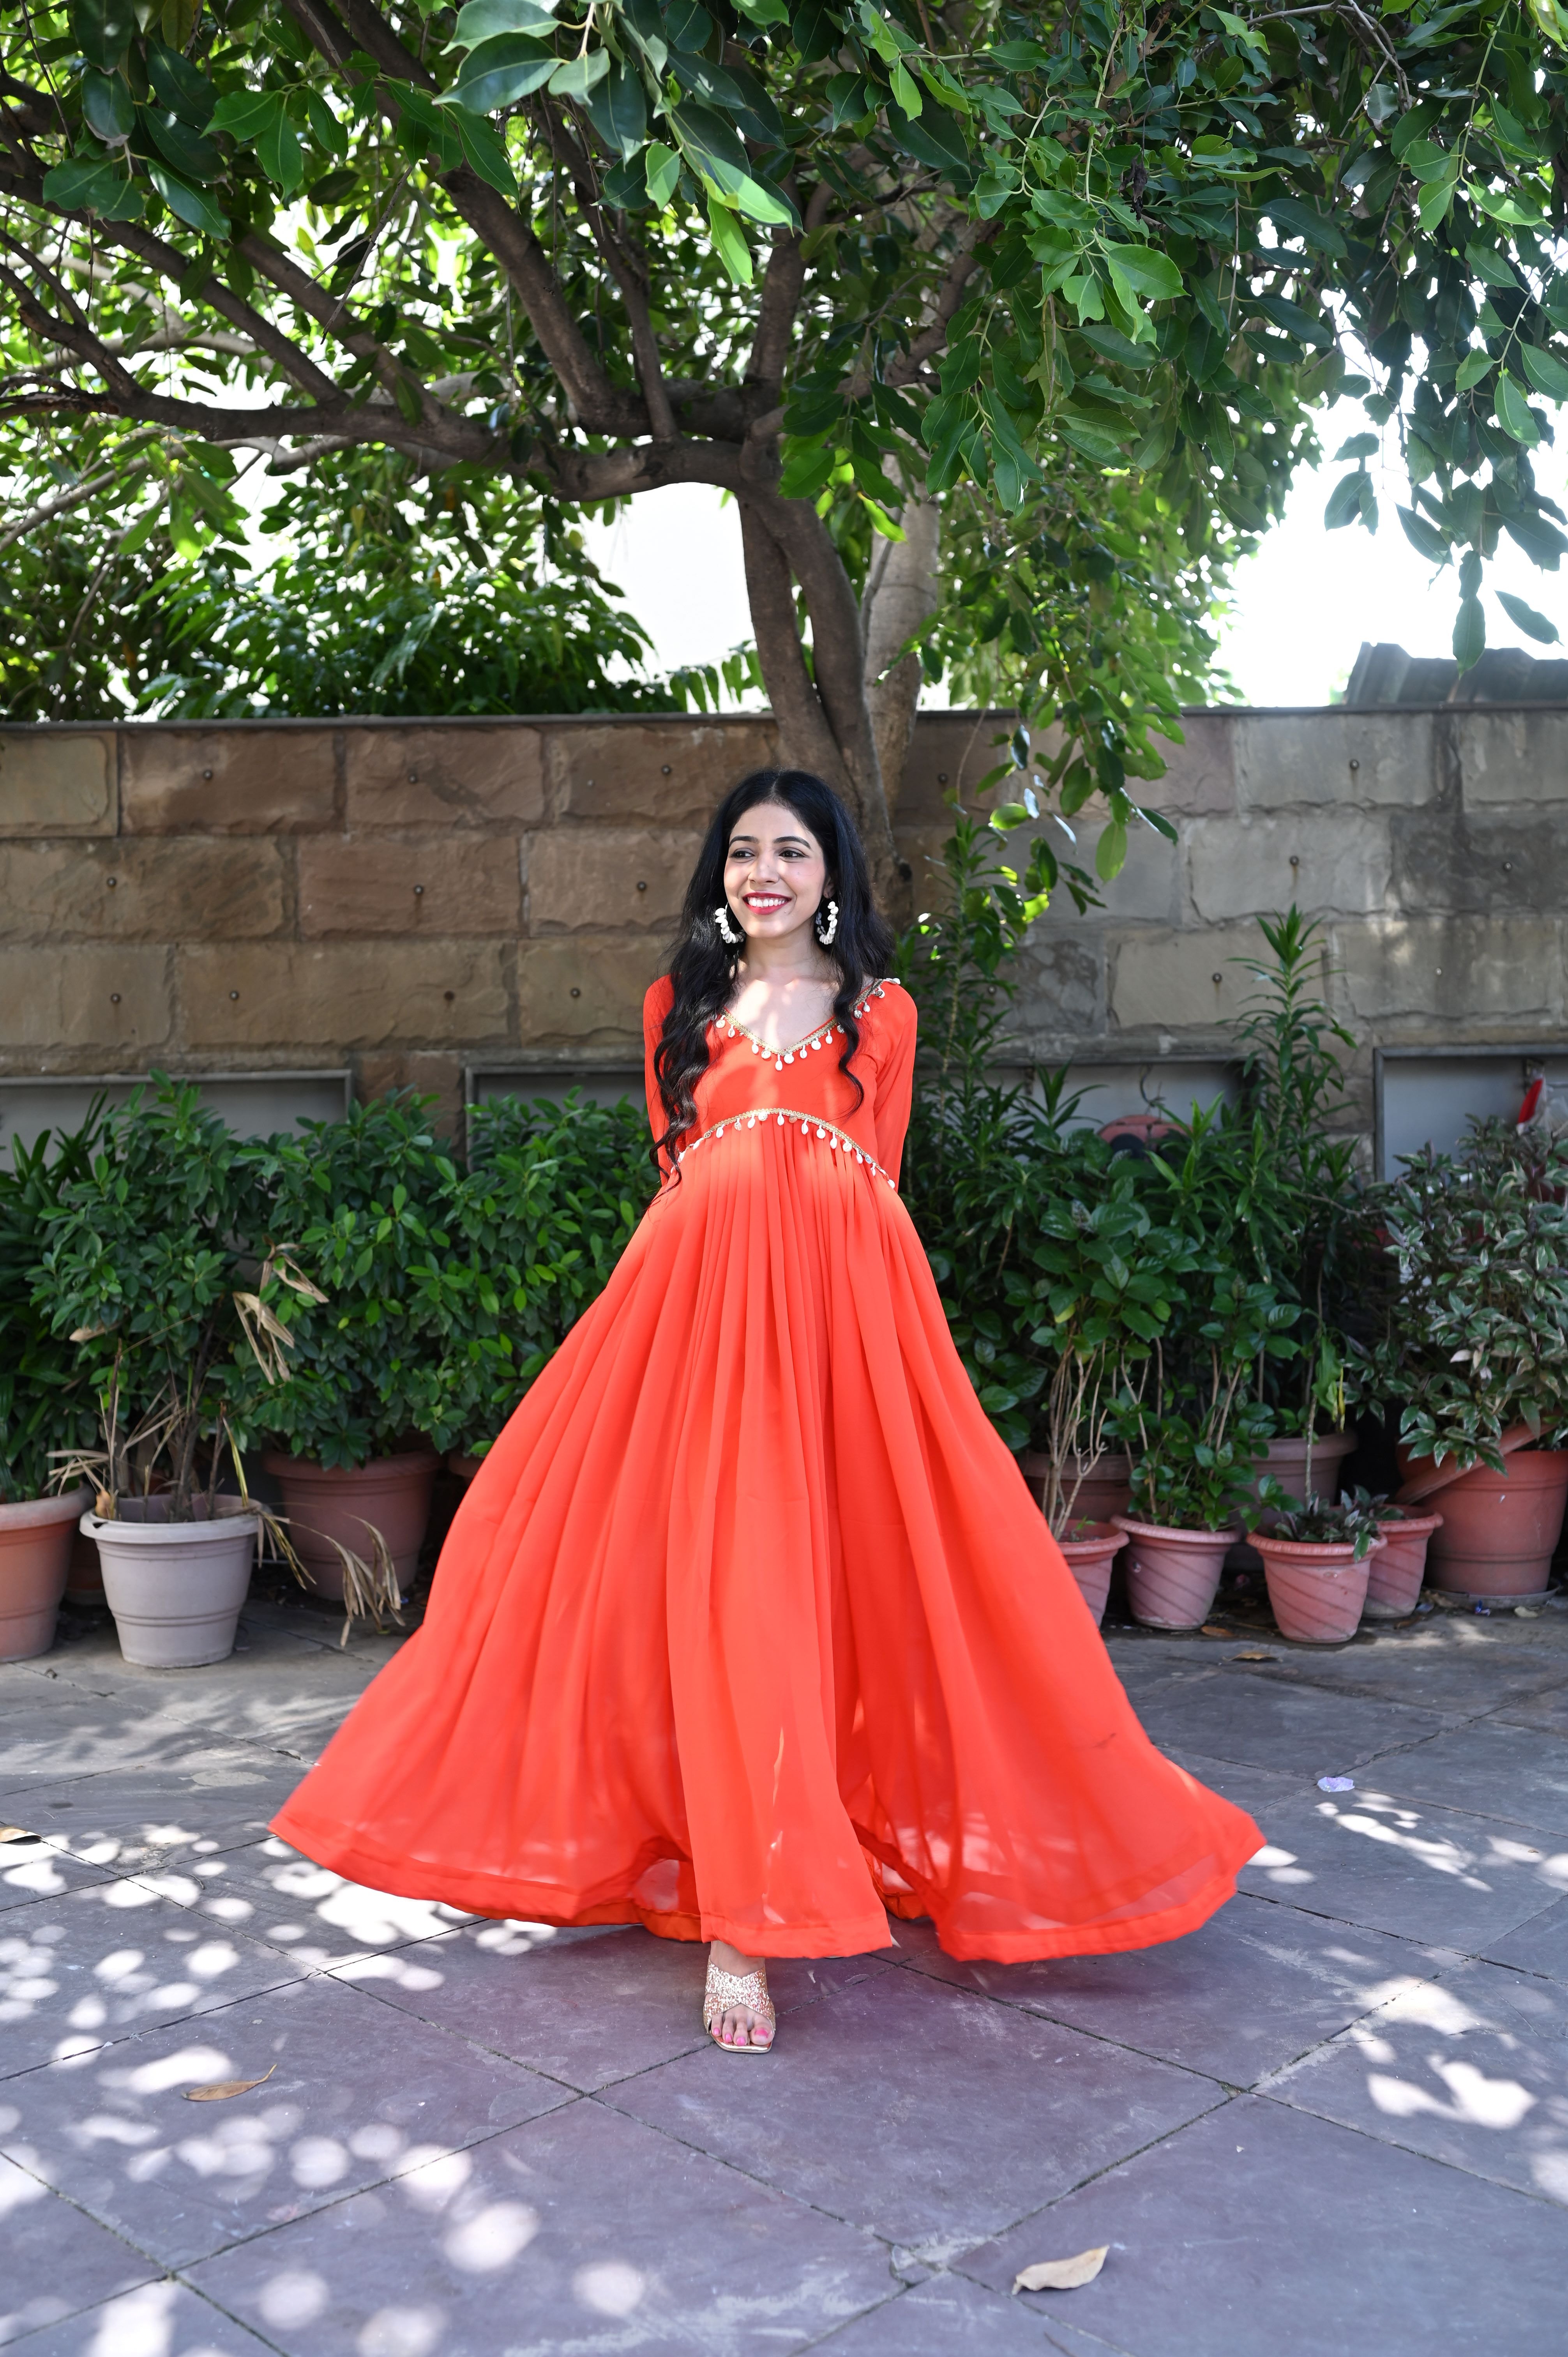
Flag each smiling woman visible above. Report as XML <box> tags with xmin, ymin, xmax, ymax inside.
<box><xmin>272</xmin><ymin>768</ymin><xmax>1261</xmax><ymax>2061</ymax></box>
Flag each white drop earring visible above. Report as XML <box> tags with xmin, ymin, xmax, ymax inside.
<box><xmin>715</xmin><ymin>903</ymin><xmax>741</xmax><ymax>947</ymax></box>
<box><xmin>815</xmin><ymin>898</ymin><xmax>839</xmax><ymax>947</ymax></box>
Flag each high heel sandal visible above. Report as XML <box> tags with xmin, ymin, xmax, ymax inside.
<box><xmin>703</xmin><ymin>1959</ymin><xmax>776</xmax><ymax>2053</ymax></box>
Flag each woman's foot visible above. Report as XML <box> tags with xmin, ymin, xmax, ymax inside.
<box><xmin>704</xmin><ymin>1940</ymin><xmax>775</xmax><ymax>2050</ymax></box>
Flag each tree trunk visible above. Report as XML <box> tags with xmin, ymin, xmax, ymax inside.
<box><xmin>860</xmin><ymin>489</ymin><xmax>940</xmax><ymax>829</ymax></box>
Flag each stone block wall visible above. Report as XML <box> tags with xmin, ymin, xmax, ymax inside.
<box><xmin>0</xmin><ymin>703</ymin><xmax>1563</xmax><ymax>1148</ymax></box>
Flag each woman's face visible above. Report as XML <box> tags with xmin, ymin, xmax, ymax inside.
<box><xmin>722</xmin><ymin>801</ymin><xmax>830</xmax><ymax>949</ymax></box>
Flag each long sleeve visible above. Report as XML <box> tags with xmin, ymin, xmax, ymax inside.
<box><xmin>643</xmin><ymin>977</ymin><xmax>676</xmax><ymax>1161</ymax></box>
<box><xmin>871</xmin><ymin>986</ymin><xmax>917</xmax><ymax>1186</ymax></box>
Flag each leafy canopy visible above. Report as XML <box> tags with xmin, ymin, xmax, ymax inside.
<box><xmin>2</xmin><ymin>0</ymin><xmax>1565</xmax><ymax>834</ymax></box>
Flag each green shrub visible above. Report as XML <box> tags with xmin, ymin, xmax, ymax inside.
<box><xmin>0</xmin><ymin>1120</ymin><xmax>104</xmax><ymax>1503</ymax></box>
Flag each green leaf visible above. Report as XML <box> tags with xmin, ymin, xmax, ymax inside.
<box><xmin>1453</xmin><ymin>595</ymin><xmax>1485</xmax><ymax>670</ymax></box>
<box><xmin>449</xmin><ymin>0</ymin><xmax>557</xmax><ymax>44</ymax></box>
<box><xmin>1095</xmin><ymin>817</ymin><xmax>1128</xmax><ymax>879</ymax></box>
<box><xmin>889</xmin><ymin>58</ymin><xmax>922</xmax><ymax>117</ymax></box>
<box><xmin>729</xmin><ymin>173</ymin><xmax>799</xmax><ymax>228</ymax></box>
<box><xmin>1465</xmin><ymin>242</ymin><xmax>1521</xmax><ymax>291</ymax></box>
<box><xmin>890</xmin><ymin>108</ymin><xmax>974</xmax><ymax>181</ymax></box>
<box><xmin>145</xmin><ymin>37</ymin><xmax>215</xmax><ymax>127</ymax></box>
<box><xmin>145</xmin><ymin>160</ymin><xmax>230</xmax><ymax>238</ymax></box>
<box><xmin>1266</xmin><ymin>197</ymin><xmax>1346</xmax><ymax>256</ymax></box>
<box><xmin>582</xmin><ymin>60</ymin><xmax>648</xmax><ymax>160</ymax></box>
<box><xmin>1416</xmin><ymin>177</ymin><xmax>1455</xmax><ymax>230</ymax></box>
<box><xmin>142</xmin><ymin>106</ymin><xmax>223</xmax><ymax>184</ymax></box>
<box><xmin>1398</xmin><ymin>505</ymin><xmax>1450</xmax><ymax>564</ymax></box>
<box><xmin>440</xmin><ymin>35</ymin><xmax>557</xmax><ymax>110</ymax></box>
<box><xmin>209</xmin><ymin>89</ymin><xmax>277</xmax><ymax>142</ymax></box>
<box><xmin>82</xmin><ymin>68</ymin><xmax>135</xmax><ymax>145</ymax></box>
<box><xmin>302</xmin><ymin>88</ymin><xmax>349</xmax><ymax>160</ymax></box>
<box><xmin>451</xmin><ymin>110</ymin><xmax>517</xmax><ymax>195</ymax></box>
<box><xmin>256</xmin><ymin>102</ymin><xmax>304</xmax><ymax>195</ymax></box>
<box><xmin>644</xmin><ymin>140</ymin><xmax>680</xmax><ymax>207</ymax></box>
<box><xmin>1249</xmin><ymin>292</ymin><xmax>1331</xmax><ymax>350</ymax></box>
<box><xmin>548</xmin><ymin>49</ymin><xmax>610</xmax><ymax>101</ymax></box>
<box><xmin>1333</xmin><ymin>432</ymin><xmax>1378</xmax><ymax>461</ymax></box>
<box><xmin>392</xmin><ymin>373</ymin><xmax>424</xmax><ymax>426</ymax></box>
<box><xmin>668</xmin><ymin>101</ymin><xmax>749</xmax><ymax>180</ymax></box>
<box><xmin>1503</xmin><ymin>509</ymin><xmax>1568</xmax><ymax>568</ymax></box>
<box><xmin>706</xmin><ymin>195</ymin><xmax>753</xmax><ymax>287</ymax></box>
<box><xmin>733</xmin><ymin>0</ymin><xmax>790</xmax><ymax>22</ymax></box>
<box><xmin>1324</xmin><ymin>471</ymin><xmax>1366</xmax><ymax>529</ymax></box>
<box><xmin>1454</xmin><ymin>349</ymin><xmax>1492</xmax><ymax>392</ymax></box>
<box><xmin>1519</xmin><ymin>345</ymin><xmax>1568</xmax><ymax>403</ymax></box>
<box><xmin>1101</xmin><ymin>241</ymin><xmax>1183</xmax><ymax>302</ymax></box>
<box><xmin>1496</xmin><ymin>589</ymin><xmax>1559</xmax><ymax>643</ymax></box>
<box><xmin>1495</xmin><ymin>372</ymin><xmax>1540</xmax><ymax>446</ymax></box>
<box><xmin>69</xmin><ymin>0</ymin><xmax>137</xmax><ymax>72</ymax></box>
<box><xmin>42</xmin><ymin>152</ymin><xmax>130</xmax><ymax>211</ymax></box>
<box><xmin>161</xmin><ymin>0</ymin><xmax>196</xmax><ymax>48</ymax></box>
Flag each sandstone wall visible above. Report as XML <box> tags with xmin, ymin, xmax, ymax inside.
<box><xmin>0</xmin><ymin>704</ymin><xmax>1562</xmax><ymax>1158</ymax></box>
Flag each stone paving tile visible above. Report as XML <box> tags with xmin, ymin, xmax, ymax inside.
<box><xmin>956</xmin><ymin>2095</ymin><xmax>1568</xmax><ymax>2357</ymax></box>
<box><xmin>0</xmin><ymin>2150</ymin><xmax>157</xmax><ymax>2347</ymax></box>
<box><xmin>1153</xmin><ymin>1750</ymin><xmax>1306</xmax><ymax>1832</ymax></box>
<box><xmin>1263</xmin><ymin>1951</ymin><xmax>1568</xmax><ymax>2209</ymax></box>
<box><xmin>1238</xmin><ymin>1787</ymin><xmax>1568</xmax><ymax>1950</ymax></box>
<box><xmin>1483</xmin><ymin>1891</ymin><xmax>1568</xmax><ymax>1983</ymax></box>
<box><xmin>14</xmin><ymin>2281</ymin><xmax>279</xmax><ymax>2357</ymax></box>
<box><xmin>1357</xmin><ymin>1720</ymin><xmax>1568</xmax><ymax>1838</ymax></box>
<box><xmin>0</xmin><ymin>1881</ymin><xmax>306</xmax><ymax>2081</ymax></box>
<box><xmin>892</xmin><ymin>1898</ymin><xmax>1433</xmax><ymax>2088</ymax></box>
<box><xmin>1243</xmin><ymin>1641</ymin><xmax>1568</xmax><ymax>1717</ymax></box>
<box><xmin>0</xmin><ymin>1685</ymin><xmax>272</xmax><ymax>1787</ymax></box>
<box><xmin>331</xmin><ymin>1920</ymin><xmax>749</xmax><ymax>2094</ymax></box>
<box><xmin>0</xmin><ymin>1835</ymin><xmax>115</xmax><ymax>1917</ymax></box>
<box><xmin>1132</xmin><ymin>1672</ymin><xmax>1454</xmax><ymax>1777</ymax></box>
<box><xmin>610</xmin><ymin>1964</ymin><xmax>1222</xmax><ymax>2255</ymax></box>
<box><xmin>810</xmin><ymin>2270</ymin><xmax>1068</xmax><ymax>2352</ymax></box>
<box><xmin>189</xmin><ymin>2097</ymin><xmax>892</xmax><ymax>2357</ymax></box>
<box><xmin>1496</xmin><ymin>1686</ymin><xmax>1568</xmax><ymax>1737</ymax></box>
<box><xmin>4</xmin><ymin>1760</ymin><xmax>302</xmax><ymax>1876</ymax></box>
<box><xmin>0</xmin><ymin>1971</ymin><xmax>571</xmax><ymax>2268</ymax></box>
<box><xmin>131</xmin><ymin>1838</ymin><xmax>479</xmax><ymax>1972</ymax></box>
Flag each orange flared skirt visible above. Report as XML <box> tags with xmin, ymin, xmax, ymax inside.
<box><xmin>272</xmin><ymin>1023</ymin><xmax>1260</xmax><ymax>1960</ymax></box>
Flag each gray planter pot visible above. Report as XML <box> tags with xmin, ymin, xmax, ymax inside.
<box><xmin>81</xmin><ymin>1496</ymin><xmax>260</xmax><ymax>1668</ymax></box>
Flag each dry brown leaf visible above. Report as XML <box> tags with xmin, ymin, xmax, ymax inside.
<box><xmin>1013</xmin><ymin>2246</ymin><xmax>1108</xmax><ymax>2295</ymax></box>
<box><xmin>184</xmin><ymin>2064</ymin><xmax>277</xmax><ymax>2103</ymax></box>
<box><xmin>1200</xmin><ymin>1623</ymin><xmax>1233</xmax><ymax>1638</ymax></box>
<box><xmin>0</xmin><ymin>1826</ymin><xmax>36</xmax><ymax>1845</ymax></box>
<box><xmin>1233</xmin><ymin>1649</ymin><xmax>1277</xmax><ymax>1662</ymax></box>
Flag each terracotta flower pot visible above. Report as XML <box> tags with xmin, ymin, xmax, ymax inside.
<box><xmin>1397</xmin><ymin>1446</ymin><xmax>1568</xmax><ymax>1603</ymax></box>
<box><xmin>1228</xmin><ymin>1433</ymin><xmax>1359</xmax><ymax>1574</ymax></box>
<box><xmin>0</xmin><ymin>1490</ymin><xmax>91</xmax><ymax>1661</ymax></box>
<box><xmin>263</xmin><ymin>1451</ymin><xmax>438</xmax><ymax>1603</ymax></box>
<box><xmin>1111</xmin><ymin>1516</ymin><xmax>1232</xmax><ymax>1631</ymax></box>
<box><xmin>1019</xmin><ymin>1451</ymin><xmax>1134</xmax><ymax>1526</ymax></box>
<box><xmin>445</xmin><ymin>1450</ymin><xmax>486</xmax><ymax>1484</ymax></box>
<box><xmin>1052</xmin><ymin>1520</ymin><xmax>1124</xmax><ymax>1626</ymax></box>
<box><xmin>1364</xmin><ymin>1511</ymin><xmax>1444</xmax><ymax>1621</ymax></box>
<box><xmin>83</xmin><ymin>1496</ymin><xmax>260</xmax><ymax>1668</ymax></box>
<box><xmin>1255</xmin><ymin>1532</ymin><xmax>1383</xmax><ymax>1645</ymax></box>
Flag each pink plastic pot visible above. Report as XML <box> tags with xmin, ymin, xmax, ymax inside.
<box><xmin>1397</xmin><ymin>1446</ymin><xmax>1568</xmax><ymax>1603</ymax></box>
<box><xmin>1052</xmin><ymin>1520</ymin><xmax>1124</xmax><ymax>1627</ymax></box>
<box><xmin>1019</xmin><ymin>1451</ymin><xmax>1134</xmax><ymax>1527</ymax></box>
<box><xmin>262</xmin><ymin>1451</ymin><xmax>437</xmax><ymax>1603</ymax></box>
<box><xmin>0</xmin><ymin>1490</ymin><xmax>91</xmax><ymax>1661</ymax></box>
<box><xmin>1255</xmin><ymin>1533</ymin><xmax>1383</xmax><ymax>1645</ymax></box>
<box><xmin>1111</xmin><ymin>1516</ymin><xmax>1232</xmax><ymax>1631</ymax></box>
<box><xmin>1364</xmin><ymin>1511</ymin><xmax>1443</xmax><ymax>1621</ymax></box>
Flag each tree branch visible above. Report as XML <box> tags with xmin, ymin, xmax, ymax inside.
<box><xmin>531</xmin><ymin>99</ymin><xmax>676</xmax><ymax>441</ymax></box>
<box><xmin>738</xmin><ymin>500</ymin><xmax>845</xmax><ymax>782</ymax></box>
<box><xmin>0</xmin><ymin>432</ymin><xmax>158</xmax><ymax>554</ymax></box>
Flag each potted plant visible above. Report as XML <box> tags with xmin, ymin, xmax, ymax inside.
<box><xmin>36</xmin><ymin>1082</ymin><xmax>313</xmax><ymax>1668</ymax></box>
<box><xmin>1019</xmin><ymin>1168</ymin><xmax>1196</xmax><ymax>1625</ymax></box>
<box><xmin>1360</xmin><ymin>1123</ymin><xmax>1568</xmax><ymax>1602</ymax></box>
<box><xmin>240</xmin><ymin>1095</ymin><xmax>457</xmax><ymax>1605</ymax></box>
<box><xmin>1253</xmin><ymin>1492</ymin><xmax>1384</xmax><ymax>1645</ymax></box>
<box><xmin>422</xmin><ymin>1091</ymin><xmax>657</xmax><ymax>1482</ymax></box>
<box><xmin>0</xmin><ymin>1122</ymin><xmax>102</xmax><ymax>1659</ymax></box>
<box><xmin>1338</xmin><ymin>1488</ymin><xmax>1446</xmax><ymax>1622</ymax></box>
<box><xmin>1114</xmin><ymin>1263</ymin><xmax>1294</xmax><ymax>1630</ymax></box>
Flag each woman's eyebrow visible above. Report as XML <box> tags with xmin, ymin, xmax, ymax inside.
<box><xmin>729</xmin><ymin>832</ymin><xmax>812</xmax><ymax>851</ymax></box>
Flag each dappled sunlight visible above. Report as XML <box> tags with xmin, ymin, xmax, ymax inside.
<box><xmin>1245</xmin><ymin>1793</ymin><xmax>1568</xmax><ymax>1913</ymax></box>
<box><xmin>127</xmin><ymin>1840</ymin><xmax>475</xmax><ymax>1968</ymax></box>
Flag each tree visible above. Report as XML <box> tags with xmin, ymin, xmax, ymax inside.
<box><xmin>2</xmin><ymin>0</ymin><xmax>1566</xmax><ymax>903</ymax></box>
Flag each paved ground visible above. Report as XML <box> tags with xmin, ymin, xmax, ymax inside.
<box><xmin>2</xmin><ymin>1584</ymin><xmax>1566</xmax><ymax>2357</ymax></box>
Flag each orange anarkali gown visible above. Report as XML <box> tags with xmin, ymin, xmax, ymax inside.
<box><xmin>272</xmin><ymin>976</ymin><xmax>1260</xmax><ymax>1961</ymax></box>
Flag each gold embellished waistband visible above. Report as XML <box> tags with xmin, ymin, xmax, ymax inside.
<box><xmin>669</xmin><ymin>1108</ymin><xmax>897</xmax><ymax>1191</ymax></box>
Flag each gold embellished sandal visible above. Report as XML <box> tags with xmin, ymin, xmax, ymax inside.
<box><xmin>702</xmin><ymin>1959</ymin><xmax>776</xmax><ymax>2053</ymax></box>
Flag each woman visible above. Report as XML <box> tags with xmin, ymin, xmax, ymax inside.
<box><xmin>272</xmin><ymin>769</ymin><xmax>1260</xmax><ymax>2053</ymax></box>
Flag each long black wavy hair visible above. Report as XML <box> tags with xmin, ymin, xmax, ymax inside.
<box><xmin>652</xmin><ymin>769</ymin><xmax>895</xmax><ymax>1169</ymax></box>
